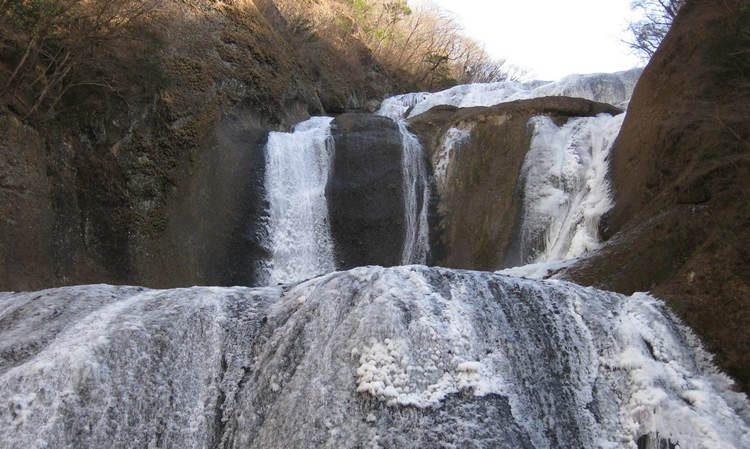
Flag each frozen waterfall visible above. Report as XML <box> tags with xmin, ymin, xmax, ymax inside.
<box><xmin>2</xmin><ymin>266</ymin><xmax>749</xmax><ymax>448</ymax></box>
<box><xmin>397</xmin><ymin>120</ymin><xmax>430</xmax><ymax>265</ymax></box>
<box><xmin>263</xmin><ymin>116</ymin><xmax>336</xmax><ymax>284</ymax></box>
<box><xmin>517</xmin><ymin>113</ymin><xmax>623</xmax><ymax>264</ymax></box>
<box><xmin>4</xmin><ymin>69</ymin><xmax>747</xmax><ymax>449</ymax></box>
<box><xmin>382</xmin><ymin>70</ymin><xmax>634</xmax><ymax>269</ymax></box>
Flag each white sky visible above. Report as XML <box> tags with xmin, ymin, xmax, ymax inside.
<box><xmin>423</xmin><ymin>0</ymin><xmax>644</xmax><ymax>80</ymax></box>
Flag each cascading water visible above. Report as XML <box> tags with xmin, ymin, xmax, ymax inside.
<box><xmin>381</xmin><ymin>69</ymin><xmax>634</xmax><ymax>269</ymax></box>
<box><xmin>2</xmin><ymin>266</ymin><xmax>749</xmax><ymax>448</ymax></box>
<box><xmin>396</xmin><ymin>120</ymin><xmax>430</xmax><ymax>265</ymax></box>
<box><xmin>517</xmin><ymin>113</ymin><xmax>623</xmax><ymax>264</ymax></box>
<box><xmin>263</xmin><ymin>116</ymin><xmax>336</xmax><ymax>284</ymax></box>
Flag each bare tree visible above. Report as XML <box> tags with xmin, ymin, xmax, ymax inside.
<box><xmin>1</xmin><ymin>0</ymin><xmax>166</xmax><ymax>118</ymax></box>
<box><xmin>626</xmin><ymin>0</ymin><xmax>684</xmax><ymax>59</ymax></box>
<box><xmin>268</xmin><ymin>0</ymin><xmax>525</xmax><ymax>91</ymax></box>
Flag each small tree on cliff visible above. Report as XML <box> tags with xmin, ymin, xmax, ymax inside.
<box><xmin>626</xmin><ymin>0</ymin><xmax>684</xmax><ymax>59</ymax></box>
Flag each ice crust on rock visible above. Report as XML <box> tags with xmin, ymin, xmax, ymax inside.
<box><xmin>377</xmin><ymin>68</ymin><xmax>642</xmax><ymax>120</ymax></box>
<box><xmin>517</xmin><ymin>113</ymin><xmax>624</xmax><ymax>264</ymax></box>
<box><xmin>1</xmin><ymin>266</ymin><xmax>749</xmax><ymax>448</ymax></box>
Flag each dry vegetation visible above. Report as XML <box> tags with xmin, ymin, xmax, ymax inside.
<box><xmin>0</xmin><ymin>0</ymin><xmax>525</xmax><ymax>122</ymax></box>
<box><xmin>0</xmin><ymin>0</ymin><xmax>169</xmax><ymax>120</ymax></box>
<box><xmin>269</xmin><ymin>0</ymin><xmax>526</xmax><ymax>91</ymax></box>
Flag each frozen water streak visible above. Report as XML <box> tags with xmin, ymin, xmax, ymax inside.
<box><xmin>519</xmin><ymin>113</ymin><xmax>623</xmax><ymax>264</ymax></box>
<box><xmin>397</xmin><ymin>120</ymin><xmax>430</xmax><ymax>265</ymax></box>
<box><xmin>1</xmin><ymin>267</ymin><xmax>748</xmax><ymax>448</ymax></box>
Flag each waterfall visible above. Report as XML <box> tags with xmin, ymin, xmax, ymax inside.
<box><xmin>2</xmin><ymin>266</ymin><xmax>749</xmax><ymax>448</ymax></box>
<box><xmin>517</xmin><ymin>113</ymin><xmax>623</xmax><ymax>264</ymax></box>
<box><xmin>263</xmin><ymin>116</ymin><xmax>336</xmax><ymax>284</ymax></box>
<box><xmin>396</xmin><ymin>120</ymin><xmax>430</xmax><ymax>265</ymax></box>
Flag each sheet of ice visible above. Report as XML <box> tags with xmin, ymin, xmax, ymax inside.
<box><xmin>263</xmin><ymin>116</ymin><xmax>336</xmax><ymax>284</ymax></box>
<box><xmin>517</xmin><ymin>113</ymin><xmax>623</xmax><ymax>264</ymax></box>
<box><xmin>433</xmin><ymin>126</ymin><xmax>472</xmax><ymax>190</ymax></box>
<box><xmin>377</xmin><ymin>68</ymin><xmax>642</xmax><ymax>120</ymax></box>
<box><xmin>397</xmin><ymin>120</ymin><xmax>430</xmax><ymax>264</ymax></box>
<box><xmin>497</xmin><ymin>259</ymin><xmax>578</xmax><ymax>280</ymax></box>
<box><xmin>2</xmin><ymin>266</ymin><xmax>749</xmax><ymax>448</ymax></box>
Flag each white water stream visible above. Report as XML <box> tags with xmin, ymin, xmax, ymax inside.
<box><xmin>263</xmin><ymin>116</ymin><xmax>336</xmax><ymax>284</ymax></box>
<box><xmin>397</xmin><ymin>120</ymin><xmax>430</xmax><ymax>265</ymax></box>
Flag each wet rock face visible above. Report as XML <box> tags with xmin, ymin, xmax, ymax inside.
<box><xmin>326</xmin><ymin>114</ymin><xmax>406</xmax><ymax>269</ymax></box>
<box><xmin>165</xmin><ymin>114</ymin><xmax>270</xmax><ymax>287</ymax></box>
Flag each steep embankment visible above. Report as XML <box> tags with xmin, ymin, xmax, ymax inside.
<box><xmin>0</xmin><ymin>0</ymin><xmax>392</xmax><ymax>290</ymax></box>
<box><xmin>562</xmin><ymin>0</ymin><xmax>750</xmax><ymax>392</ymax></box>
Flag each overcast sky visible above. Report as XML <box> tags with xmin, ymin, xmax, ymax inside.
<box><xmin>424</xmin><ymin>0</ymin><xmax>644</xmax><ymax>80</ymax></box>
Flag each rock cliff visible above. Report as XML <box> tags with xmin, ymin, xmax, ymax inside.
<box><xmin>327</xmin><ymin>114</ymin><xmax>406</xmax><ymax>269</ymax></box>
<box><xmin>561</xmin><ymin>0</ymin><xmax>750</xmax><ymax>392</ymax></box>
<box><xmin>0</xmin><ymin>0</ymin><xmax>393</xmax><ymax>289</ymax></box>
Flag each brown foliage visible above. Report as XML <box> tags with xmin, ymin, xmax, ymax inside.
<box><xmin>0</xmin><ymin>0</ymin><xmax>168</xmax><ymax>120</ymax></box>
<box><xmin>269</xmin><ymin>0</ymin><xmax>526</xmax><ymax>93</ymax></box>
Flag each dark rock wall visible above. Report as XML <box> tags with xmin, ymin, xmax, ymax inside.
<box><xmin>327</xmin><ymin>114</ymin><xmax>405</xmax><ymax>269</ymax></box>
<box><xmin>137</xmin><ymin>111</ymin><xmax>271</xmax><ymax>288</ymax></box>
<box><xmin>0</xmin><ymin>116</ymin><xmax>58</xmax><ymax>289</ymax></box>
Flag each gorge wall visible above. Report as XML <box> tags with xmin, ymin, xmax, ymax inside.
<box><xmin>559</xmin><ymin>0</ymin><xmax>750</xmax><ymax>392</ymax></box>
<box><xmin>0</xmin><ymin>0</ymin><xmax>393</xmax><ymax>290</ymax></box>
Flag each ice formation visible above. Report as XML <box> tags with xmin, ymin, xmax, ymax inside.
<box><xmin>377</xmin><ymin>68</ymin><xmax>642</xmax><ymax>120</ymax></box>
<box><xmin>517</xmin><ymin>113</ymin><xmax>624</xmax><ymax>264</ymax></box>
<box><xmin>2</xmin><ymin>266</ymin><xmax>749</xmax><ymax>448</ymax></box>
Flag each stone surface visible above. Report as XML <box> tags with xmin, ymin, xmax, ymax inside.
<box><xmin>327</xmin><ymin>114</ymin><xmax>406</xmax><ymax>269</ymax></box>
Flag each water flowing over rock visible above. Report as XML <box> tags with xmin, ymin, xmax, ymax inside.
<box><xmin>407</xmin><ymin>97</ymin><xmax>623</xmax><ymax>271</ymax></box>
<box><xmin>396</xmin><ymin>120</ymin><xmax>430</xmax><ymax>265</ymax></box>
<box><xmin>262</xmin><ymin>112</ymin><xmax>431</xmax><ymax>279</ymax></box>
<box><xmin>263</xmin><ymin>117</ymin><xmax>336</xmax><ymax>285</ymax></box>
<box><xmin>1</xmin><ymin>266</ymin><xmax>749</xmax><ymax>448</ymax></box>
